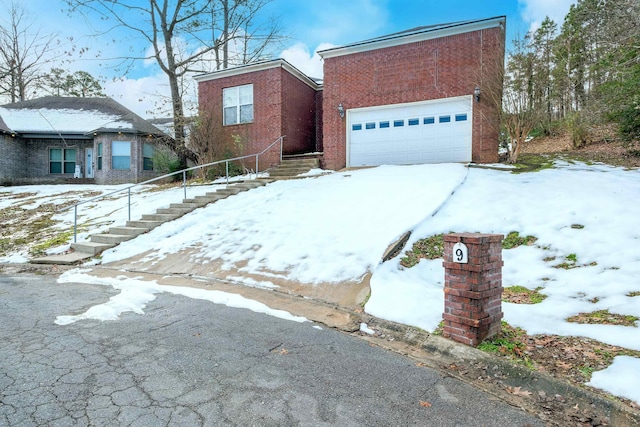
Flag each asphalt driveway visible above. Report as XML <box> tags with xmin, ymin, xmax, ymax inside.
<box><xmin>0</xmin><ymin>272</ymin><xmax>543</xmax><ymax>426</ymax></box>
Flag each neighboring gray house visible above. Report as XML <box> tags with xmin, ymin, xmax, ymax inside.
<box><xmin>0</xmin><ymin>96</ymin><xmax>170</xmax><ymax>185</ymax></box>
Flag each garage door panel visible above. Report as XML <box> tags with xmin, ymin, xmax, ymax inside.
<box><xmin>348</xmin><ymin>96</ymin><xmax>472</xmax><ymax>167</ymax></box>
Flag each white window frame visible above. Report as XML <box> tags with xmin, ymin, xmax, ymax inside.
<box><xmin>223</xmin><ymin>84</ymin><xmax>253</xmax><ymax>125</ymax></box>
<box><xmin>111</xmin><ymin>141</ymin><xmax>131</xmax><ymax>170</ymax></box>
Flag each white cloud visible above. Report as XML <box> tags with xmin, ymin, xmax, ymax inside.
<box><xmin>518</xmin><ymin>0</ymin><xmax>578</xmax><ymax>31</ymax></box>
<box><xmin>280</xmin><ymin>42</ymin><xmax>336</xmax><ymax>80</ymax></box>
<box><xmin>104</xmin><ymin>74</ymin><xmax>179</xmax><ymax>119</ymax></box>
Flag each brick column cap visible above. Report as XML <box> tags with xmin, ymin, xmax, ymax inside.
<box><xmin>443</xmin><ymin>233</ymin><xmax>504</xmax><ymax>244</ymax></box>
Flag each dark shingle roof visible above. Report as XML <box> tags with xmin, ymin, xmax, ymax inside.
<box><xmin>318</xmin><ymin>16</ymin><xmax>505</xmax><ymax>58</ymax></box>
<box><xmin>0</xmin><ymin>96</ymin><xmax>164</xmax><ymax>136</ymax></box>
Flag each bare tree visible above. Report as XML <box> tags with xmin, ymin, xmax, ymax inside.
<box><xmin>0</xmin><ymin>1</ymin><xmax>57</xmax><ymax>102</ymax></box>
<box><xmin>502</xmin><ymin>37</ymin><xmax>545</xmax><ymax>163</ymax></box>
<box><xmin>65</xmin><ymin>0</ymin><xmax>283</xmax><ymax>168</ymax></box>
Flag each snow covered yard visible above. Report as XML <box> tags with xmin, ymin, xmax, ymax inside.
<box><xmin>1</xmin><ymin>160</ymin><xmax>639</xmax><ymax>405</ymax></box>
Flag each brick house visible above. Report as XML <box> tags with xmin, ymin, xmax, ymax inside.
<box><xmin>0</xmin><ymin>97</ymin><xmax>169</xmax><ymax>185</ymax></box>
<box><xmin>196</xmin><ymin>16</ymin><xmax>505</xmax><ymax>170</ymax></box>
<box><xmin>195</xmin><ymin>59</ymin><xmax>322</xmax><ymax>170</ymax></box>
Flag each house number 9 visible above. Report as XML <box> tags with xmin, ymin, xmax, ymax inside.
<box><xmin>452</xmin><ymin>242</ymin><xmax>468</xmax><ymax>264</ymax></box>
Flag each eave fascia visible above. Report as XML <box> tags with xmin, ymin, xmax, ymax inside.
<box><xmin>194</xmin><ymin>59</ymin><xmax>320</xmax><ymax>91</ymax></box>
<box><xmin>318</xmin><ymin>16</ymin><xmax>506</xmax><ymax>59</ymax></box>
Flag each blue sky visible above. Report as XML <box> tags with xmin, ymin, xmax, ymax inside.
<box><xmin>18</xmin><ymin>0</ymin><xmax>577</xmax><ymax>117</ymax></box>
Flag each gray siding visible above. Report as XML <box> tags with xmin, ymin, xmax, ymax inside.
<box><xmin>94</xmin><ymin>134</ymin><xmax>161</xmax><ymax>185</ymax></box>
<box><xmin>0</xmin><ymin>135</ymin><xmax>27</xmax><ymax>183</ymax></box>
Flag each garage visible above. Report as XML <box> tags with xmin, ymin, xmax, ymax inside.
<box><xmin>347</xmin><ymin>96</ymin><xmax>473</xmax><ymax>167</ymax></box>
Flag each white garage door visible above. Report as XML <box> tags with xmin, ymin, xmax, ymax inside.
<box><xmin>347</xmin><ymin>96</ymin><xmax>473</xmax><ymax>167</ymax></box>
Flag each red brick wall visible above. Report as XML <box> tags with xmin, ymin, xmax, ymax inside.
<box><xmin>442</xmin><ymin>233</ymin><xmax>504</xmax><ymax>346</ymax></box>
<box><xmin>198</xmin><ymin>66</ymin><xmax>318</xmax><ymax>169</ymax></box>
<box><xmin>322</xmin><ymin>26</ymin><xmax>505</xmax><ymax>170</ymax></box>
<box><xmin>315</xmin><ymin>90</ymin><xmax>324</xmax><ymax>153</ymax></box>
<box><xmin>280</xmin><ymin>69</ymin><xmax>317</xmax><ymax>155</ymax></box>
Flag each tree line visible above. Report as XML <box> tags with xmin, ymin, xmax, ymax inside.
<box><xmin>0</xmin><ymin>1</ymin><xmax>105</xmax><ymax>103</ymax></box>
<box><xmin>502</xmin><ymin>0</ymin><xmax>640</xmax><ymax>162</ymax></box>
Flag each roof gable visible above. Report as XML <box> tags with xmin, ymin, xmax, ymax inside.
<box><xmin>194</xmin><ymin>59</ymin><xmax>320</xmax><ymax>90</ymax></box>
<box><xmin>0</xmin><ymin>96</ymin><xmax>164</xmax><ymax>136</ymax></box>
<box><xmin>318</xmin><ymin>16</ymin><xmax>506</xmax><ymax>59</ymax></box>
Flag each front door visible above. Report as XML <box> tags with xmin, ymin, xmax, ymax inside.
<box><xmin>85</xmin><ymin>148</ymin><xmax>94</xmax><ymax>178</ymax></box>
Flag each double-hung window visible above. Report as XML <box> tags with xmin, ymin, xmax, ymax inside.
<box><xmin>112</xmin><ymin>141</ymin><xmax>131</xmax><ymax>170</ymax></box>
<box><xmin>97</xmin><ymin>143</ymin><xmax>103</xmax><ymax>170</ymax></box>
<box><xmin>49</xmin><ymin>148</ymin><xmax>76</xmax><ymax>174</ymax></box>
<box><xmin>143</xmin><ymin>143</ymin><xmax>154</xmax><ymax>171</ymax></box>
<box><xmin>223</xmin><ymin>84</ymin><xmax>253</xmax><ymax>125</ymax></box>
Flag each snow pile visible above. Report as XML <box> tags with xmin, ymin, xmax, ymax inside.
<box><xmin>367</xmin><ymin>162</ymin><xmax>640</xmax><ymax>351</ymax></box>
<box><xmin>100</xmin><ymin>164</ymin><xmax>469</xmax><ymax>284</ymax></box>
<box><xmin>55</xmin><ymin>269</ymin><xmax>308</xmax><ymax>325</ymax></box>
<box><xmin>3</xmin><ymin>160</ymin><xmax>639</xmax><ymax>404</ymax></box>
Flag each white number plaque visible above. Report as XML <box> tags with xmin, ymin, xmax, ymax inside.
<box><xmin>453</xmin><ymin>242</ymin><xmax>468</xmax><ymax>264</ymax></box>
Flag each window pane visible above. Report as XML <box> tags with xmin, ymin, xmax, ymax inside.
<box><xmin>223</xmin><ymin>87</ymin><xmax>238</xmax><ymax>108</ymax></box>
<box><xmin>239</xmin><ymin>104</ymin><xmax>253</xmax><ymax>123</ymax></box>
<box><xmin>64</xmin><ymin>161</ymin><xmax>76</xmax><ymax>174</ymax></box>
<box><xmin>64</xmin><ymin>149</ymin><xmax>76</xmax><ymax>161</ymax></box>
<box><xmin>112</xmin><ymin>156</ymin><xmax>130</xmax><ymax>170</ymax></box>
<box><xmin>224</xmin><ymin>107</ymin><xmax>237</xmax><ymax>125</ymax></box>
<box><xmin>393</xmin><ymin>120</ymin><xmax>404</xmax><ymax>127</ymax></box>
<box><xmin>97</xmin><ymin>157</ymin><xmax>102</xmax><ymax>170</ymax></box>
<box><xmin>408</xmin><ymin>118</ymin><xmax>419</xmax><ymax>126</ymax></box>
<box><xmin>439</xmin><ymin>115</ymin><xmax>451</xmax><ymax>123</ymax></box>
<box><xmin>112</xmin><ymin>141</ymin><xmax>130</xmax><ymax>156</ymax></box>
<box><xmin>97</xmin><ymin>143</ymin><xmax>102</xmax><ymax>156</ymax></box>
<box><xmin>143</xmin><ymin>158</ymin><xmax>154</xmax><ymax>171</ymax></box>
<box><xmin>143</xmin><ymin>143</ymin><xmax>154</xmax><ymax>158</ymax></box>
<box><xmin>239</xmin><ymin>85</ymin><xmax>253</xmax><ymax>104</ymax></box>
<box><xmin>365</xmin><ymin>122</ymin><xmax>375</xmax><ymax>130</ymax></box>
<box><xmin>50</xmin><ymin>162</ymin><xmax>62</xmax><ymax>174</ymax></box>
<box><xmin>50</xmin><ymin>149</ymin><xmax>62</xmax><ymax>161</ymax></box>
<box><xmin>352</xmin><ymin>124</ymin><xmax>362</xmax><ymax>131</ymax></box>
<box><xmin>424</xmin><ymin>117</ymin><xmax>435</xmax><ymax>124</ymax></box>
<box><xmin>455</xmin><ymin>113</ymin><xmax>468</xmax><ymax>121</ymax></box>
<box><xmin>379</xmin><ymin>121</ymin><xmax>390</xmax><ymax>128</ymax></box>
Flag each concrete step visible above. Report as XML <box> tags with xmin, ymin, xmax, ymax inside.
<box><xmin>156</xmin><ymin>207</ymin><xmax>195</xmax><ymax>215</ymax></box>
<box><xmin>181</xmin><ymin>198</ymin><xmax>209</xmax><ymax>206</ymax></box>
<box><xmin>90</xmin><ymin>234</ymin><xmax>133</xmax><ymax>245</ymax></box>
<box><xmin>71</xmin><ymin>241</ymin><xmax>115</xmax><ymax>255</ymax></box>
<box><xmin>214</xmin><ymin>187</ymin><xmax>244</xmax><ymax>195</ymax></box>
<box><xmin>170</xmin><ymin>203</ymin><xmax>199</xmax><ymax>209</ymax></box>
<box><xmin>31</xmin><ymin>251</ymin><xmax>93</xmax><ymax>265</ymax></box>
<box><xmin>109</xmin><ymin>226</ymin><xmax>148</xmax><ymax>237</ymax></box>
<box><xmin>282</xmin><ymin>158</ymin><xmax>319</xmax><ymax>166</ymax></box>
<box><xmin>191</xmin><ymin>196</ymin><xmax>224</xmax><ymax>205</ymax></box>
<box><xmin>269</xmin><ymin>168</ymin><xmax>313</xmax><ymax>177</ymax></box>
<box><xmin>126</xmin><ymin>220</ymin><xmax>164</xmax><ymax>230</ymax></box>
<box><xmin>232</xmin><ymin>181</ymin><xmax>267</xmax><ymax>190</ymax></box>
<box><xmin>141</xmin><ymin>213</ymin><xmax>180</xmax><ymax>221</ymax></box>
<box><xmin>279</xmin><ymin>162</ymin><xmax>318</xmax><ymax>169</ymax></box>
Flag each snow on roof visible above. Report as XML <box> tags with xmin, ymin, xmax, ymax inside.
<box><xmin>0</xmin><ymin>107</ymin><xmax>132</xmax><ymax>134</ymax></box>
<box><xmin>0</xmin><ymin>96</ymin><xmax>163</xmax><ymax>136</ymax></box>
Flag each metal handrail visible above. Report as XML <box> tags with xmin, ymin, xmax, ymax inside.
<box><xmin>69</xmin><ymin>135</ymin><xmax>285</xmax><ymax>242</ymax></box>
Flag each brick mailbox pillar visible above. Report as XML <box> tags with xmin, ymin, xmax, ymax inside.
<box><xmin>442</xmin><ymin>233</ymin><xmax>504</xmax><ymax>346</ymax></box>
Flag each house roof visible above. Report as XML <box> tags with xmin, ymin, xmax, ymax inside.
<box><xmin>0</xmin><ymin>96</ymin><xmax>165</xmax><ymax>137</ymax></box>
<box><xmin>0</xmin><ymin>115</ymin><xmax>11</xmax><ymax>133</ymax></box>
<box><xmin>193</xmin><ymin>59</ymin><xmax>320</xmax><ymax>90</ymax></box>
<box><xmin>318</xmin><ymin>16</ymin><xmax>506</xmax><ymax>59</ymax></box>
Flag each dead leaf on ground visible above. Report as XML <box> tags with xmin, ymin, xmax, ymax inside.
<box><xmin>419</xmin><ymin>401</ymin><xmax>432</xmax><ymax>407</ymax></box>
<box><xmin>507</xmin><ymin>386</ymin><xmax>533</xmax><ymax>397</ymax></box>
